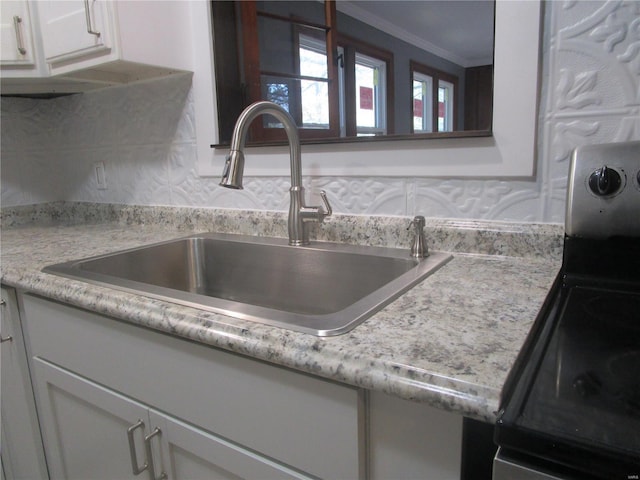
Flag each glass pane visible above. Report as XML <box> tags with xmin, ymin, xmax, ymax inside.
<box><xmin>260</xmin><ymin>75</ymin><xmax>330</xmax><ymax>129</ymax></box>
<box><xmin>299</xmin><ymin>35</ymin><xmax>329</xmax><ymax>128</ymax></box>
<box><xmin>260</xmin><ymin>76</ymin><xmax>292</xmax><ymax>128</ymax></box>
<box><xmin>265</xmin><ymin>82</ymin><xmax>290</xmax><ymax>112</ymax></box>
<box><xmin>261</xmin><ymin>77</ymin><xmax>291</xmax><ymax>110</ymax></box>
<box><xmin>257</xmin><ymin>15</ymin><xmax>297</xmax><ymax>75</ymax></box>
<box><xmin>438</xmin><ymin>80</ymin><xmax>454</xmax><ymax>132</ymax></box>
<box><xmin>300</xmin><ymin>79</ymin><xmax>329</xmax><ymax>128</ymax></box>
<box><xmin>255</xmin><ymin>4</ymin><xmax>329</xmax><ymax>131</ymax></box>
<box><xmin>356</xmin><ymin>63</ymin><xmax>376</xmax><ymax>129</ymax></box>
<box><xmin>355</xmin><ymin>52</ymin><xmax>386</xmax><ymax>135</ymax></box>
<box><xmin>413</xmin><ymin>73</ymin><xmax>432</xmax><ymax>133</ymax></box>
<box><xmin>299</xmin><ymin>39</ymin><xmax>327</xmax><ymax>79</ymax></box>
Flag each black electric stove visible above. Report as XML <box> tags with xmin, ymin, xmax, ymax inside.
<box><xmin>494</xmin><ymin>141</ymin><xmax>640</xmax><ymax>480</ymax></box>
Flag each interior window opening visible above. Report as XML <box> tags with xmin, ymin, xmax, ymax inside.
<box><xmin>212</xmin><ymin>0</ymin><xmax>493</xmax><ymax>145</ymax></box>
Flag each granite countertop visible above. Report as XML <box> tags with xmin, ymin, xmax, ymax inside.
<box><xmin>0</xmin><ymin>203</ymin><xmax>562</xmax><ymax>422</ymax></box>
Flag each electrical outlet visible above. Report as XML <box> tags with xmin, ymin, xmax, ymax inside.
<box><xmin>94</xmin><ymin>162</ymin><xmax>108</xmax><ymax>190</ymax></box>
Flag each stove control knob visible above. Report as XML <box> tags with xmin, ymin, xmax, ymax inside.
<box><xmin>588</xmin><ymin>165</ymin><xmax>622</xmax><ymax>196</ymax></box>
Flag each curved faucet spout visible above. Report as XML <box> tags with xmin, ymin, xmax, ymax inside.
<box><xmin>220</xmin><ymin>101</ymin><xmax>302</xmax><ymax>189</ymax></box>
<box><xmin>219</xmin><ymin>101</ymin><xmax>331</xmax><ymax>246</ymax></box>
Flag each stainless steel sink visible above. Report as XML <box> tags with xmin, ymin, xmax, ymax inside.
<box><xmin>43</xmin><ymin>233</ymin><xmax>451</xmax><ymax>336</ymax></box>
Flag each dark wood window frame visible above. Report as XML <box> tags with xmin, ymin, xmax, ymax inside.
<box><xmin>410</xmin><ymin>60</ymin><xmax>458</xmax><ymax>133</ymax></box>
<box><xmin>239</xmin><ymin>0</ymin><xmax>340</xmax><ymax>143</ymax></box>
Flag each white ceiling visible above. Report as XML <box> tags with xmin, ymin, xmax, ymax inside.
<box><xmin>336</xmin><ymin>1</ymin><xmax>495</xmax><ymax>68</ymax></box>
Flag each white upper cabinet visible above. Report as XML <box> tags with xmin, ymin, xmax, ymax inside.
<box><xmin>1</xmin><ymin>0</ymin><xmax>196</xmax><ymax>93</ymax></box>
<box><xmin>37</xmin><ymin>0</ymin><xmax>194</xmax><ymax>80</ymax></box>
<box><xmin>0</xmin><ymin>0</ymin><xmax>44</xmax><ymax>75</ymax></box>
<box><xmin>38</xmin><ymin>0</ymin><xmax>113</xmax><ymax>70</ymax></box>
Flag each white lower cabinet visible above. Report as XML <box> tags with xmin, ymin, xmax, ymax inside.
<box><xmin>0</xmin><ymin>287</ymin><xmax>49</xmax><ymax>480</ymax></box>
<box><xmin>368</xmin><ymin>391</ymin><xmax>463</xmax><ymax>479</ymax></box>
<box><xmin>21</xmin><ymin>294</ymin><xmax>364</xmax><ymax>479</ymax></box>
<box><xmin>32</xmin><ymin>358</ymin><xmax>312</xmax><ymax>480</ymax></box>
<box><xmin>16</xmin><ymin>292</ymin><xmax>464</xmax><ymax>479</ymax></box>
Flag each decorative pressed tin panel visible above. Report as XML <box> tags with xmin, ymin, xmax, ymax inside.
<box><xmin>1</xmin><ymin>1</ymin><xmax>638</xmax><ymax>223</ymax></box>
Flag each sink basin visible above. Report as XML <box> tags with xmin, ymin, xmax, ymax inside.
<box><xmin>43</xmin><ymin>233</ymin><xmax>451</xmax><ymax>336</ymax></box>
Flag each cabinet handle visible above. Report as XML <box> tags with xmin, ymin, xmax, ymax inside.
<box><xmin>126</xmin><ymin>420</ymin><xmax>148</xmax><ymax>475</ymax></box>
<box><xmin>12</xmin><ymin>16</ymin><xmax>27</xmax><ymax>55</ymax></box>
<box><xmin>0</xmin><ymin>300</ymin><xmax>10</xmax><ymax>341</ymax></box>
<box><xmin>83</xmin><ymin>0</ymin><xmax>101</xmax><ymax>37</ymax></box>
<box><xmin>144</xmin><ymin>428</ymin><xmax>167</xmax><ymax>480</ymax></box>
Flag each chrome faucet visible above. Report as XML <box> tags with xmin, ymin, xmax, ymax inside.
<box><xmin>220</xmin><ymin>101</ymin><xmax>332</xmax><ymax>246</ymax></box>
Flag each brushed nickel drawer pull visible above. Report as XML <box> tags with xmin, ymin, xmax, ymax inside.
<box><xmin>144</xmin><ymin>428</ymin><xmax>167</xmax><ymax>480</ymax></box>
<box><xmin>126</xmin><ymin>420</ymin><xmax>148</xmax><ymax>475</ymax></box>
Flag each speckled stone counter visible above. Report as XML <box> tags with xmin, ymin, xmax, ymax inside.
<box><xmin>0</xmin><ymin>203</ymin><xmax>563</xmax><ymax>422</ymax></box>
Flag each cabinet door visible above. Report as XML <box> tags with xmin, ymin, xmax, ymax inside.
<box><xmin>149</xmin><ymin>410</ymin><xmax>313</xmax><ymax>480</ymax></box>
<box><xmin>31</xmin><ymin>358</ymin><xmax>150</xmax><ymax>480</ymax></box>
<box><xmin>37</xmin><ymin>0</ymin><xmax>112</xmax><ymax>66</ymax></box>
<box><xmin>0</xmin><ymin>0</ymin><xmax>36</xmax><ymax>67</ymax></box>
<box><xmin>0</xmin><ymin>288</ymin><xmax>49</xmax><ymax>480</ymax></box>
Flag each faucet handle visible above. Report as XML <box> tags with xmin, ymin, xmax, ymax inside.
<box><xmin>319</xmin><ymin>190</ymin><xmax>332</xmax><ymax>219</ymax></box>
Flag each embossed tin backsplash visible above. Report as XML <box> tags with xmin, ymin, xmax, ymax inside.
<box><xmin>1</xmin><ymin>1</ymin><xmax>638</xmax><ymax>223</ymax></box>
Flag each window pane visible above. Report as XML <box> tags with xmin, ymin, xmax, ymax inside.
<box><xmin>265</xmin><ymin>82</ymin><xmax>290</xmax><ymax>112</ymax></box>
<box><xmin>261</xmin><ymin>75</ymin><xmax>329</xmax><ymax>130</ymax></box>
<box><xmin>258</xmin><ymin>15</ymin><xmax>297</xmax><ymax>75</ymax></box>
<box><xmin>300</xmin><ymin>79</ymin><xmax>329</xmax><ymax>128</ymax></box>
<box><xmin>299</xmin><ymin>40</ymin><xmax>327</xmax><ymax>78</ymax></box>
<box><xmin>261</xmin><ymin>76</ymin><xmax>293</xmax><ymax>129</ymax></box>
<box><xmin>438</xmin><ymin>80</ymin><xmax>454</xmax><ymax>132</ymax></box>
<box><xmin>413</xmin><ymin>73</ymin><xmax>432</xmax><ymax>133</ymax></box>
<box><xmin>356</xmin><ymin>63</ymin><xmax>376</xmax><ymax>129</ymax></box>
<box><xmin>299</xmin><ymin>35</ymin><xmax>329</xmax><ymax>129</ymax></box>
<box><xmin>355</xmin><ymin>53</ymin><xmax>386</xmax><ymax>135</ymax></box>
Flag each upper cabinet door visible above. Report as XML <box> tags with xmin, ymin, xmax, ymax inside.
<box><xmin>38</xmin><ymin>0</ymin><xmax>113</xmax><ymax>67</ymax></box>
<box><xmin>0</xmin><ymin>0</ymin><xmax>36</xmax><ymax>67</ymax></box>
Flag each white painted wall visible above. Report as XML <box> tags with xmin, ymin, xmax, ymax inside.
<box><xmin>1</xmin><ymin>1</ymin><xmax>638</xmax><ymax>223</ymax></box>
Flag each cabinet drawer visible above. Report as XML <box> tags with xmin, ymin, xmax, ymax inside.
<box><xmin>21</xmin><ymin>294</ymin><xmax>364</xmax><ymax>479</ymax></box>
